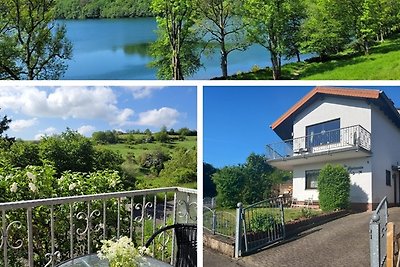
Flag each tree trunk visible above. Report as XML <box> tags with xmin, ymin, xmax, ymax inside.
<box><xmin>364</xmin><ymin>40</ymin><xmax>369</xmax><ymax>55</ymax></box>
<box><xmin>270</xmin><ymin>52</ymin><xmax>281</xmax><ymax>80</ymax></box>
<box><xmin>220</xmin><ymin>46</ymin><xmax>228</xmax><ymax>78</ymax></box>
<box><xmin>172</xmin><ymin>50</ymin><xmax>184</xmax><ymax>80</ymax></box>
<box><xmin>296</xmin><ymin>50</ymin><xmax>301</xmax><ymax>63</ymax></box>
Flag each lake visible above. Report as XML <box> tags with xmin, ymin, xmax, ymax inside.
<box><xmin>61</xmin><ymin>18</ymin><xmax>309</xmax><ymax>80</ymax></box>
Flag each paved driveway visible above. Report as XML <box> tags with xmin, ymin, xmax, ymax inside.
<box><xmin>204</xmin><ymin>207</ymin><xmax>400</xmax><ymax>267</ymax></box>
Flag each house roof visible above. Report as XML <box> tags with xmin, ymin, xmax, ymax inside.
<box><xmin>271</xmin><ymin>87</ymin><xmax>400</xmax><ymax>140</ymax></box>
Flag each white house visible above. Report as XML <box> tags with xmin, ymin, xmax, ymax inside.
<box><xmin>266</xmin><ymin>87</ymin><xmax>400</xmax><ymax>211</ymax></box>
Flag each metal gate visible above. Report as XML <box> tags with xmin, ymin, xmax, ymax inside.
<box><xmin>370</xmin><ymin>196</ymin><xmax>388</xmax><ymax>267</ymax></box>
<box><xmin>235</xmin><ymin>197</ymin><xmax>285</xmax><ymax>256</ymax></box>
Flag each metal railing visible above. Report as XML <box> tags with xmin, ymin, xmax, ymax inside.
<box><xmin>235</xmin><ymin>197</ymin><xmax>285</xmax><ymax>257</ymax></box>
<box><xmin>370</xmin><ymin>197</ymin><xmax>388</xmax><ymax>267</ymax></box>
<box><xmin>0</xmin><ymin>187</ymin><xmax>197</xmax><ymax>267</ymax></box>
<box><xmin>203</xmin><ymin>206</ymin><xmax>236</xmax><ymax>238</ymax></box>
<box><xmin>266</xmin><ymin>125</ymin><xmax>371</xmax><ymax>160</ymax></box>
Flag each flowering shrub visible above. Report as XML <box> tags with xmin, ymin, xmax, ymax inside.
<box><xmin>98</xmin><ymin>236</ymin><xmax>150</xmax><ymax>267</ymax></box>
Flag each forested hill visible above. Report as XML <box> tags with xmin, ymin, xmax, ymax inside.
<box><xmin>55</xmin><ymin>0</ymin><xmax>153</xmax><ymax>19</ymax></box>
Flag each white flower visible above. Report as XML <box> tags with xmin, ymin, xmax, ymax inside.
<box><xmin>26</xmin><ymin>172</ymin><xmax>36</xmax><ymax>182</ymax></box>
<box><xmin>59</xmin><ymin>175</ymin><xmax>65</xmax><ymax>182</ymax></box>
<box><xmin>10</xmin><ymin>182</ymin><xmax>18</xmax><ymax>193</ymax></box>
<box><xmin>68</xmin><ymin>183</ymin><xmax>77</xmax><ymax>191</ymax></box>
<box><xmin>28</xmin><ymin>182</ymin><xmax>37</xmax><ymax>193</ymax></box>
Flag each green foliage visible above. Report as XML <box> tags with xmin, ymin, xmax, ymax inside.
<box><xmin>93</xmin><ymin>148</ymin><xmax>125</xmax><ymax>171</ymax></box>
<box><xmin>6</xmin><ymin>141</ymin><xmax>41</xmax><ymax>167</ymax></box>
<box><xmin>203</xmin><ymin>162</ymin><xmax>218</xmax><ymax>197</ymax></box>
<box><xmin>242</xmin><ymin>153</ymin><xmax>274</xmax><ymax>204</ymax></box>
<box><xmin>212</xmin><ymin>165</ymin><xmax>245</xmax><ymax>208</ymax></box>
<box><xmin>150</xmin><ymin>0</ymin><xmax>201</xmax><ymax>80</ymax></box>
<box><xmin>0</xmin><ymin>112</ymin><xmax>14</xmax><ymax>148</ymax></box>
<box><xmin>39</xmin><ymin>129</ymin><xmax>95</xmax><ymax>174</ymax></box>
<box><xmin>55</xmin><ymin>0</ymin><xmax>153</xmax><ymax>19</ymax></box>
<box><xmin>250</xmin><ymin>213</ymin><xmax>277</xmax><ymax>232</ymax></box>
<box><xmin>318</xmin><ymin>164</ymin><xmax>350</xmax><ymax>211</ymax></box>
<box><xmin>0</xmin><ymin>0</ymin><xmax>72</xmax><ymax>79</ymax></box>
<box><xmin>92</xmin><ymin>130</ymin><xmax>120</xmax><ymax>144</ymax></box>
<box><xmin>139</xmin><ymin>150</ymin><xmax>170</xmax><ymax>175</ymax></box>
<box><xmin>213</xmin><ymin>153</ymin><xmax>275</xmax><ymax>207</ymax></box>
<box><xmin>159</xmin><ymin>147</ymin><xmax>197</xmax><ymax>183</ymax></box>
<box><xmin>194</xmin><ymin>0</ymin><xmax>248</xmax><ymax>77</ymax></box>
<box><xmin>243</xmin><ymin>0</ymin><xmax>300</xmax><ymax>79</ymax></box>
<box><xmin>154</xmin><ymin>129</ymin><xmax>170</xmax><ymax>143</ymax></box>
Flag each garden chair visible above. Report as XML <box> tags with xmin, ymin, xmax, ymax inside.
<box><xmin>145</xmin><ymin>223</ymin><xmax>197</xmax><ymax>267</ymax></box>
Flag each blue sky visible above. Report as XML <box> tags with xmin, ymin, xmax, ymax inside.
<box><xmin>204</xmin><ymin>86</ymin><xmax>400</xmax><ymax>168</ymax></box>
<box><xmin>0</xmin><ymin>86</ymin><xmax>197</xmax><ymax>140</ymax></box>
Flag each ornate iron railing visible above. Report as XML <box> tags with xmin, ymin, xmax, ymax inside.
<box><xmin>370</xmin><ymin>196</ymin><xmax>388</xmax><ymax>267</ymax></box>
<box><xmin>266</xmin><ymin>125</ymin><xmax>371</xmax><ymax>160</ymax></box>
<box><xmin>0</xmin><ymin>187</ymin><xmax>197</xmax><ymax>267</ymax></box>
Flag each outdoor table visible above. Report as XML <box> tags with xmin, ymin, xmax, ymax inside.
<box><xmin>56</xmin><ymin>253</ymin><xmax>173</xmax><ymax>267</ymax></box>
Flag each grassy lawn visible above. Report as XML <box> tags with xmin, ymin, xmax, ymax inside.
<box><xmin>97</xmin><ymin>135</ymin><xmax>197</xmax><ymax>190</ymax></box>
<box><xmin>223</xmin><ymin>35</ymin><xmax>400</xmax><ymax>80</ymax></box>
<box><xmin>98</xmin><ymin>135</ymin><xmax>196</xmax><ymax>158</ymax></box>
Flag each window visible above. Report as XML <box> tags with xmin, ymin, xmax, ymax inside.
<box><xmin>386</xmin><ymin>170</ymin><xmax>391</xmax><ymax>186</ymax></box>
<box><xmin>306</xmin><ymin>169</ymin><xmax>320</xmax><ymax>189</ymax></box>
<box><xmin>306</xmin><ymin>119</ymin><xmax>340</xmax><ymax>148</ymax></box>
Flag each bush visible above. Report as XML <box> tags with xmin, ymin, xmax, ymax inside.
<box><xmin>250</xmin><ymin>213</ymin><xmax>276</xmax><ymax>232</ymax></box>
<box><xmin>318</xmin><ymin>164</ymin><xmax>350</xmax><ymax>211</ymax></box>
<box><xmin>212</xmin><ymin>166</ymin><xmax>245</xmax><ymax>208</ymax></box>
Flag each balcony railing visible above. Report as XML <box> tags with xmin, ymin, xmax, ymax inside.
<box><xmin>0</xmin><ymin>187</ymin><xmax>197</xmax><ymax>267</ymax></box>
<box><xmin>266</xmin><ymin>125</ymin><xmax>371</xmax><ymax>160</ymax></box>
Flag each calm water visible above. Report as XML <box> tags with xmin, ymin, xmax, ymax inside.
<box><xmin>61</xmin><ymin>18</ymin><xmax>309</xmax><ymax>80</ymax></box>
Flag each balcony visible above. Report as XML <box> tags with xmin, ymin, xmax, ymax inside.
<box><xmin>266</xmin><ymin>125</ymin><xmax>372</xmax><ymax>169</ymax></box>
<box><xmin>0</xmin><ymin>187</ymin><xmax>197</xmax><ymax>266</ymax></box>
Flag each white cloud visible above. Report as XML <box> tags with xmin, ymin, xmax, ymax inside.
<box><xmin>0</xmin><ymin>86</ymin><xmax>134</xmax><ymax>126</ymax></box>
<box><xmin>135</xmin><ymin>107</ymin><xmax>180</xmax><ymax>128</ymax></box>
<box><xmin>77</xmin><ymin>125</ymin><xmax>96</xmax><ymax>136</ymax></box>
<box><xmin>10</xmin><ymin>118</ymin><xmax>38</xmax><ymax>132</ymax></box>
<box><xmin>125</xmin><ymin>87</ymin><xmax>163</xmax><ymax>99</ymax></box>
<box><xmin>34</xmin><ymin>127</ymin><xmax>57</xmax><ymax>140</ymax></box>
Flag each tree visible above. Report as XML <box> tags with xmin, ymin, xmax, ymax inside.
<box><xmin>0</xmin><ymin>110</ymin><xmax>14</xmax><ymax>148</ymax></box>
<box><xmin>139</xmin><ymin>150</ymin><xmax>170</xmax><ymax>175</ymax></box>
<box><xmin>318</xmin><ymin>164</ymin><xmax>350</xmax><ymax>211</ymax></box>
<box><xmin>39</xmin><ymin>129</ymin><xmax>94</xmax><ymax>175</ymax></box>
<box><xmin>243</xmin><ymin>0</ymin><xmax>298</xmax><ymax>79</ymax></box>
<box><xmin>212</xmin><ymin>165</ymin><xmax>245</xmax><ymax>208</ymax></box>
<box><xmin>0</xmin><ymin>0</ymin><xmax>72</xmax><ymax>80</ymax></box>
<box><xmin>154</xmin><ymin>127</ymin><xmax>170</xmax><ymax>143</ymax></box>
<box><xmin>6</xmin><ymin>141</ymin><xmax>41</xmax><ymax>167</ymax></box>
<box><xmin>92</xmin><ymin>148</ymin><xmax>124</xmax><ymax>171</ymax></box>
<box><xmin>282</xmin><ymin>0</ymin><xmax>307</xmax><ymax>62</ymax></box>
<box><xmin>203</xmin><ymin>162</ymin><xmax>218</xmax><ymax>197</ymax></box>
<box><xmin>195</xmin><ymin>0</ymin><xmax>248</xmax><ymax>78</ymax></box>
<box><xmin>150</xmin><ymin>0</ymin><xmax>201</xmax><ymax>80</ymax></box>
<box><xmin>242</xmin><ymin>153</ymin><xmax>273</xmax><ymax>204</ymax></box>
<box><xmin>301</xmin><ymin>0</ymin><xmax>351</xmax><ymax>59</ymax></box>
<box><xmin>159</xmin><ymin>147</ymin><xmax>197</xmax><ymax>183</ymax></box>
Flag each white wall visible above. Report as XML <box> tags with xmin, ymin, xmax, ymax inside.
<box><xmin>371</xmin><ymin>106</ymin><xmax>400</xmax><ymax>204</ymax></box>
<box><xmin>292</xmin><ymin>158</ymin><xmax>372</xmax><ymax>203</ymax></box>
<box><xmin>291</xmin><ymin>96</ymin><xmax>373</xmax><ymax>204</ymax></box>
<box><xmin>293</xmin><ymin>96</ymin><xmax>371</xmax><ymax>138</ymax></box>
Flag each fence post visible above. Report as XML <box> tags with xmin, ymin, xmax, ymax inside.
<box><xmin>212</xmin><ymin>210</ymin><xmax>217</xmax><ymax>235</ymax></box>
<box><xmin>370</xmin><ymin>213</ymin><xmax>381</xmax><ymax>267</ymax></box>
<box><xmin>387</xmin><ymin>222</ymin><xmax>395</xmax><ymax>267</ymax></box>
<box><xmin>235</xmin><ymin>202</ymin><xmax>243</xmax><ymax>258</ymax></box>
